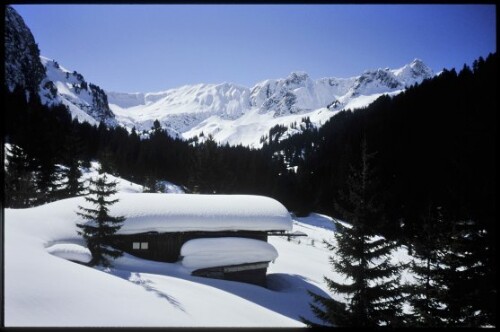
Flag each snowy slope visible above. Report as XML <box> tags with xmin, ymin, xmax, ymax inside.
<box><xmin>4</xmin><ymin>194</ymin><xmax>320</xmax><ymax>327</ymax></box>
<box><xmin>80</xmin><ymin>161</ymin><xmax>185</xmax><ymax>194</ymax></box>
<box><xmin>109</xmin><ymin>60</ymin><xmax>433</xmax><ymax>147</ymax></box>
<box><xmin>38</xmin><ymin>57</ymin><xmax>118</xmax><ymax>127</ymax></box>
<box><xmin>4</xmin><ymin>179</ymin><xmax>413</xmax><ymax>327</ymax></box>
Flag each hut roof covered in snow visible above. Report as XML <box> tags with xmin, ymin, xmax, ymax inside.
<box><xmin>108</xmin><ymin>193</ymin><xmax>293</xmax><ymax>234</ymax></box>
<box><xmin>180</xmin><ymin>237</ymin><xmax>279</xmax><ymax>271</ymax></box>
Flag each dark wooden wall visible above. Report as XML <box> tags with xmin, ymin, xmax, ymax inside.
<box><xmin>109</xmin><ymin>230</ymin><xmax>268</xmax><ymax>263</ymax></box>
<box><xmin>193</xmin><ymin>267</ymin><xmax>268</xmax><ymax>287</ymax></box>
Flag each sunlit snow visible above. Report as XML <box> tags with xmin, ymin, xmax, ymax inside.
<box><xmin>180</xmin><ymin>237</ymin><xmax>279</xmax><ymax>271</ymax></box>
<box><xmin>4</xmin><ymin>172</ymin><xmax>412</xmax><ymax>327</ymax></box>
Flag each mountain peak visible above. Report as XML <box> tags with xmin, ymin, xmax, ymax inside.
<box><xmin>289</xmin><ymin>71</ymin><xmax>308</xmax><ymax>77</ymax></box>
<box><xmin>287</xmin><ymin>71</ymin><xmax>310</xmax><ymax>81</ymax></box>
<box><xmin>392</xmin><ymin>59</ymin><xmax>434</xmax><ymax>87</ymax></box>
<box><xmin>411</xmin><ymin>58</ymin><xmax>424</xmax><ymax>65</ymax></box>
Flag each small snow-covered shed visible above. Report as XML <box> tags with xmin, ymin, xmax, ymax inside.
<box><xmin>107</xmin><ymin>193</ymin><xmax>293</xmax><ymax>286</ymax></box>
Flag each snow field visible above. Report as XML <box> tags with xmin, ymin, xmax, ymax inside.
<box><xmin>4</xmin><ymin>173</ymin><xmax>412</xmax><ymax>327</ymax></box>
<box><xmin>4</xmin><ymin>195</ymin><xmax>306</xmax><ymax>327</ymax></box>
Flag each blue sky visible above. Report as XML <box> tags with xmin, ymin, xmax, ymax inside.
<box><xmin>12</xmin><ymin>4</ymin><xmax>496</xmax><ymax>93</ymax></box>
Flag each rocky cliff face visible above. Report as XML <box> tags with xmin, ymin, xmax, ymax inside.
<box><xmin>5</xmin><ymin>6</ymin><xmax>117</xmax><ymax>126</ymax></box>
<box><xmin>4</xmin><ymin>5</ymin><xmax>46</xmax><ymax>93</ymax></box>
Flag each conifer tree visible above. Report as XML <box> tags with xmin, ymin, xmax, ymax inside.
<box><xmin>61</xmin><ymin>130</ymin><xmax>86</xmax><ymax>198</ymax></box>
<box><xmin>63</xmin><ymin>160</ymin><xmax>85</xmax><ymax>197</ymax></box>
<box><xmin>407</xmin><ymin>205</ymin><xmax>449</xmax><ymax>327</ymax></box>
<box><xmin>304</xmin><ymin>139</ymin><xmax>404</xmax><ymax>327</ymax></box>
<box><xmin>439</xmin><ymin>220</ymin><xmax>490</xmax><ymax>327</ymax></box>
<box><xmin>408</xmin><ymin>207</ymin><xmax>494</xmax><ymax>327</ymax></box>
<box><xmin>142</xmin><ymin>175</ymin><xmax>164</xmax><ymax>193</ymax></box>
<box><xmin>4</xmin><ymin>144</ymin><xmax>39</xmax><ymax>208</ymax></box>
<box><xmin>76</xmin><ymin>167</ymin><xmax>125</xmax><ymax>267</ymax></box>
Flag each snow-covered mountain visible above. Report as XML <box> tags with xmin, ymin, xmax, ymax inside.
<box><xmin>109</xmin><ymin>61</ymin><xmax>433</xmax><ymax>147</ymax></box>
<box><xmin>39</xmin><ymin>56</ymin><xmax>117</xmax><ymax>126</ymax></box>
<box><xmin>5</xmin><ymin>5</ymin><xmax>434</xmax><ymax>148</ymax></box>
<box><xmin>107</xmin><ymin>82</ymin><xmax>252</xmax><ymax>139</ymax></box>
<box><xmin>4</xmin><ymin>6</ymin><xmax>117</xmax><ymax>127</ymax></box>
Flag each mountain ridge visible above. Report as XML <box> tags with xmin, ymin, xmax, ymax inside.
<box><xmin>5</xmin><ymin>5</ymin><xmax>434</xmax><ymax>148</ymax></box>
<box><xmin>107</xmin><ymin>61</ymin><xmax>433</xmax><ymax>147</ymax></box>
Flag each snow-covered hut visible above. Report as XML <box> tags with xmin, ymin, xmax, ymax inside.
<box><xmin>107</xmin><ymin>193</ymin><xmax>293</xmax><ymax>286</ymax></box>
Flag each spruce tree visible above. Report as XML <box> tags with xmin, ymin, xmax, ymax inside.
<box><xmin>408</xmin><ymin>207</ymin><xmax>494</xmax><ymax>327</ymax></box>
<box><xmin>304</xmin><ymin>140</ymin><xmax>404</xmax><ymax>327</ymax></box>
<box><xmin>439</xmin><ymin>220</ymin><xmax>488</xmax><ymax>326</ymax></box>
<box><xmin>142</xmin><ymin>175</ymin><xmax>163</xmax><ymax>193</ymax></box>
<box><xmin>4</xmin><ymin>144</ymin><xmax>39</xmax><ymax>208</ymax></box>
<box><xmin>63</xmin><ymin>160</ymin><xmax>85</xmax><ymax>197</ymax></box>
<box><xmin>407</xmin><ymin>205</ymin><xmax>449</xmax><ymax>327</ymax></box>
<box><xmin>60</xmin><ymin>130</ymin><xmax>85</xmax><ymax>198</ymax></box>
<box><xmin>76</xmin><ymin>167</ymin><xmax>125</xmax><ymax>267</ymax></box>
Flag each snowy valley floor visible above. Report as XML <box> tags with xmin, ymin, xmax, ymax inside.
<box><xmin>5</xmin><ymin>200</ymin><xmax>328</xmax><ymax>327</ymax></box>
<box><xmin>4</xmin><ymin>188</ymin><xmax>412</xmax><ymax>327</ymax></box>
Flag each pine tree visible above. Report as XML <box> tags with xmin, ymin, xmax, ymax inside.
<box><xmin>439</xmin><ymin>220</ymin><xmax>488</xmax><ymax>326</ymax></box>
<box><xmin>304</xmin><ymin>139</ymin><xmax>404</xmax><ymax>327</ymax></box>
<box><xmin>63</xmin><ymin>161</ymin><xmax>85</xmax><ymax>197</ymax></box>
<box><xmin>76</xmin><ymin>167</ymin><xmax>125</xmax><ymax>267</ymax></box>
<box><xmin>52</xmin><ymin>128</ymin><xmax>86</xmax><ymax>199</ymax></box>
<box><xmin>152</xmin><ymin>119</ymin><xmax>162</xmax><ymax>134</ymax></box>
<box><xmin>407</xmin><ymin>205</ymin><xmax>449</xmax><ymax>327</ymax></box>
<box><xmin>34</xmin><ymin>159</ymin><xmax>65</xmax><ymax>204</ymax></box>
<box><xmin>142</xmin><ymin>175</ymin><xmax>164</xmax><ymax>193</ymax></box>
<box><xmin>408</xmin><ymin>207</ymin><xmax>494</xmax><ymax>327</ymax></box>
<box><xmin>4</xmin><ymin>144</ymin><xmax>39</xmax><ymax>208</ymax></box>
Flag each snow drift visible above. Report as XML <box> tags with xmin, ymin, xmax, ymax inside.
<box><xmin>180</xmin><ymin>237</ymin><xmax>279</xmax><ymax>271</ymax></box>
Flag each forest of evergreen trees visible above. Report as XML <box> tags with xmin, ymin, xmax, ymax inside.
<box><xmin>3</xmin><ymin>53</ymin><xmax>496</xmax><ymax>326</ymax></box>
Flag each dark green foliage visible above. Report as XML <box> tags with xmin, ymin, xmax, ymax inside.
<box><xmin>42</xmin><ymin>80</ymin><xmax>57</xmax><ymax>98</ymax></box>
<box><xmin>35</xmin><ymin>159</ymin><xmax>65</xmax><ymax>203</ymax></box>
<box><xmin>152</xmin><ymin>119</ymin><xmax>162</xmax><ymax>133</ymax></box>
<box><xmin>142</xmin><ymin>176</ymin><xmax>165</xmax><ymax>193</ymax></box>
<box><xmin>408</xmin><ymin>206</ymin><xmax>495</xmax><ymax>327</ymax></box>
<box><xmin>4</xmin><ymin>144</ymin><xmax>39</xmax><ymax>208</ymax></box>
<box><xmin>437</xmin><ymin>220</ymin><xmax>492</xmax><ymax>327</ymax></box>
<box><xmin>305</xmin><ymin>141</ymin><xmax>404</xmax><ymax>327</ymax></box>
<box><xmin>63</xmin><ymin>162</ymin><xmax>85</xmax><ymax>197</ymax></box>
<box><xmin>76</xmin><ymin>168</ymin><xmax>125</xmax><ymax>267</ymax></box>
<box><xmin>263</xmin><ymin>53</ymin><xmax>496</xmax><ymax>243</ymax></box>
<box><xmin>407</xmin><ymin>205</ymin><xmax>449</xmax><ymax>327</ymax></box>
<box><xmin>59</xmin><ymin>131</ymin><xmax>86</xmax><ymax>197</ymax></box>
